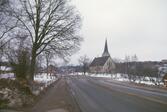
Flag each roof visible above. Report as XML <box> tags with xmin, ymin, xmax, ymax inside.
<box><xmin>90</xmin><ymin>56</ymin><xmax>110</xmax><ymax>67</ymax></box>
<box><xmin>102</xmin><ymin>39</ymin><xmax>110</xmax><ymax>57</ymax></box>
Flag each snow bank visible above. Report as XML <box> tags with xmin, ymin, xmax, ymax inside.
<box><xmin>34</xmin><ymin>73</ymin><xmax>56</xmax><ymax>83</ymax></box>
<box><xmin>33</xmin><ymin>73</ymin><xmax>58</xmax><ymax>95</ymax></box>
<box><xmin>34</xmin><ymin>73</ymin><xmax>57</xmax><ymax>89</ymax></box>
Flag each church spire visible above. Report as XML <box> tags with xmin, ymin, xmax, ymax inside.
<box><xmin>102</xmin><ymin>39</ymin><xmax>110</xmax><ymax>57</ymax></box>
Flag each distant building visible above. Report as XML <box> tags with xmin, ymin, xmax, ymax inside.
<box><xmin>43</xmin><ymin>65</ymin><xmax>57</xmax><ymax>75</ymax></box>
<box><xmin>89</xmin><ymin>39</ymin><xmax>115</xmax><ymax>73</ymax></box>
<box><xmin>158</xmin><ymin>64</ymin><xmax>167</xmax><ymax>78</ymax></box>
<box><xmin>163</xmin><ymin>73</ymin><xmax>167</xmax><ymax>86</ymax></box>
<box><xmin>161</xmin><ymin>60</ymin><xmax>167</xmax><ymax>63</ymax></box>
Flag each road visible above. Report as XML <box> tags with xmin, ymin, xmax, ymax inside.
<box><xmin>67</xmin><ymin>76</ymin><xmax>167</xmax><ymax>112</ymax></box>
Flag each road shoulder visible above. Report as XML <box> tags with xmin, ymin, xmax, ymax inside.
<box><xmin>22</xmin><ymin>78</ymin><xmax>80</xmax><ymax>112</ymax></box>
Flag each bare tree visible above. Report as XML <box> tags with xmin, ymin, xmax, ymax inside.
<box><xmin>130</xmin><ymin>54</ymin><xmax>138</xmax><ymax>81</ymax></box>
<box><xmin>78</xmin><ymin>55</ymin><xmax>90</xmax><ymax>75</ymax></box>
<box><xmin>131</xmin><ymin>54</ymin><xmax>138</xmax><ymax>62</ymax></box>
<box><xmin>36</xmin><ymin>54</ymin><xmax>44</xmax><ymax>74</ymax></box>
<box><xmin>124</xmin><ymin>55</ymin><xmax>134</xmax><ymax>81</ymax></box>
<box><xmin>43</xmin><ymin>51</ymin><xmax>53</xmax><ymax>76</ymax></box>
<box><xmin>7</xmin><ymin>0</ymin><xmax>82</xmax><ymax>81</ymax></box>
<box><xmin>0</xmin><ymin>0</ymin><xmax>18</xmax><ymax>49</ymax></box>
<box><xmin>124</xmin><ymin>55</ymin><xmax>130</xmax><ymax>74</ymax></box>
<box><xmin>113</xmin><ymin>58</ymin><xmax>123</xmax><ymax>63</ymax></box>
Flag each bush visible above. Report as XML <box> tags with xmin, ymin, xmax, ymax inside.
<box><xmin>10</xmin><ymin>50</ymin><xmax>30</xmax><ymax>81</ymax></box>
<box><xmin>0</xmin><ymin>79</ymin><xmax>35</xmax><ymax>108</ymax></box>
<box><xmin>0</xmin><ymin>99</ymin><xmax>9</xmax><ymax>108</ymax></box>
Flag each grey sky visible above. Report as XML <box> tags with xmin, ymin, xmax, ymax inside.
<box><xmin>69</xmin><ymin>0</ymin><xmax>167</xmax><ymax>64</ymax></box>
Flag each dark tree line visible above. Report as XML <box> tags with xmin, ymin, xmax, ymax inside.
<box><xmin>115</xmin><ymin>61</ymin><xmax>160</xmax><ymax>82</ymax></box>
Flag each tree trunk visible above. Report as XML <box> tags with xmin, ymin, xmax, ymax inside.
<box><xmin>46</xmin><ymin>59</ymin><xmax>49</xmax><ymax>76</ymax></box>
<box><xmin>29</xmin><ymin>48</ymin><xmax>37</xmax><ymax>81</ymax></box>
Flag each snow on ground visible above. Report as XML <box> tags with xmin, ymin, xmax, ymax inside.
<box><xmin>0</xmin><ymin>73</ymin><xmax>15</xmax><ymax>79</ymax></box>
<box><xmin>0</xmin><ymin>66</ymin><xmax>12</xmax><ymax>71</ymax></box>
<box><xmin>34</xmin><ymin>73</ymin><xmax>57</xmax><ymax>87</ymax></box>
<box><xmin>0</xmin><ymin>73</ymin><xmax>57</xmax><ymax>87</ymax></box>
<box><xmin>87</xmin><ymin>73</ymin><xmax>164</xmax><ymax>86</ymax></box>
<box><xmin>69</xmin><ymin>72</ymin><xmax>85</xmax><ymax>76</ymax></box>
<box><xmin>33</xmin><ymin>73</ymin><xmax>58</xmax><ymax>95</ymax></box>
<box><xmin>0</xmin><ymin>73</ymin><xmax>58</xmax><ymax>95</ymax></box>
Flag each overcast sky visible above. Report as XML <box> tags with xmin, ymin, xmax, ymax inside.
<box><xmin>69</xmin><ymin>0</ymin><xmax>167</xmax><ymax>65</ymax></box>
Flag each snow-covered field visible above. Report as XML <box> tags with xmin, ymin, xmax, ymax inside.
<box><xmin>69</xmin><ymin>72</ymin><xmax>164</xmax><ymax>86</ymax></box>
<box><xmin>0</xmin><ymin>73</ymin><xmax>15</xmax><ymax>79</ymax></box>
<box><xmin>0</xmin><ymin>73</ymin><xmax>58</xmax><ymax>95</ymax></box>
<box><xmin>0</xmin><ymin>73</ymin><xmax>57</xmax><ymax>87</ymax></box>
<box><xmin>0</xmin><ymin>73</ymin><xmax>57</xmax><ymax>81</ymax></box>
<box><xmin>89</xmin><ymin>73</ymin><xmax>164</xmax><ymax>85</ymax></box>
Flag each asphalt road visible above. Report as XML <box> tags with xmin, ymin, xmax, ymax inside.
<box><xmin>67</xmin><ymin>76</ymin><xmax>167</xmax><ymax>112</ymax></box>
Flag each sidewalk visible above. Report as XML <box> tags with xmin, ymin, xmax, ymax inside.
<box><xmin>24</xmin><ymin>78</ymin><xmax>79</xmax><ymax>112</ymax></box>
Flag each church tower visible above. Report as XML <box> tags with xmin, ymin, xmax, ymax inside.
<box><xmin>102</xmin><ymin>39</ymin><xmax>110</xmax><ymax>57</ymax></box>
<box><xmin>89</xmin><ymin>38</ymin><xmax>116</xmax><ymax>73</ymax></box>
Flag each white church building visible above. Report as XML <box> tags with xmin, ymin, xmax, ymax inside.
<box><xmin>89</xmin><ymin>39</ymin><xmax>116</xmax><ymax>73</ymax></box>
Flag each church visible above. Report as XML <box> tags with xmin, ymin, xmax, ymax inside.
<box><xmin>89</xmin><ymin>39</ymin><xmax>116</xmax><ymax>73</ymax></box>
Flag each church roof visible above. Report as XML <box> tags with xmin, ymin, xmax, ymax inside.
<box><xmin>102</xmin><ymin>39</ymin><xmax>110</xmax><ymax>57</ymax></box>
<box><xmin>90</xmin><ymin>56</ymin><xmax>110</xmax><ymax>67</ymax></box>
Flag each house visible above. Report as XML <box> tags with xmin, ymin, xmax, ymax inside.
<box><xmin>161</xmin><ymin>60</ymin><xmax>167</xmax><ymax>63</ymax></box>
<box><xmin>89</xmin><ymin>39</ymin><xmax>115</xmax><ymax>73</ymax></box>
<box><xmin>158</xmin><ymin>64</ymin><xmax>167</xmax><ymax>78</ymax></box>
<box><xmin>163</xmin><ymin>73</ymin><xmax>167</xmax><ymax>87</ymax></box>
<box><xmin>43</xmin><ymin>65</ymin><xmax>57</xmax><ymax>76</ymax></box>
